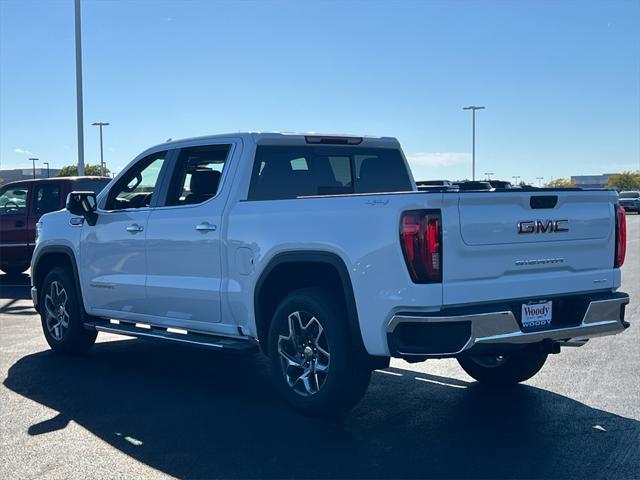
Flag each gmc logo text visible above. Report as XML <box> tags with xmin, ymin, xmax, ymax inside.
<box><xmin>517</xmin><ymin>219</ymin><xmax>569</xmax><ymax>234</ymax></box>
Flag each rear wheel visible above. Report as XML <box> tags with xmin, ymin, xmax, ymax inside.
<box><xmin>1</xmin><ymin>263</ymin><xmax>29</xmax><ymax>276</ymax></box>
<box><xmin>268</xmin><ymin>287</ymin><xmax>371</xmax><ymax>415</ymax></box>
<box><xmin>457</xmin><ymin>350</ymin><xmax>548</xmax><ymax>386</ymax></box>
<box><xmin>40</xmin><ymin>267</ymin><xmax>97</xmax><ymax>354</ymax></box>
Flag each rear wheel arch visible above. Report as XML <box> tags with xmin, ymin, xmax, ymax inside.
<box><xmin>253</xmin><ymin>251</ymin><xmax>369</xmax><ymax>361</ymax></box>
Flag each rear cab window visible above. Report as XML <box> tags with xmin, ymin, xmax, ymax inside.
<box><xmin>248</xmin><ymin>145</ymin><xmax>413</xmax><ymax>200</ymax></box>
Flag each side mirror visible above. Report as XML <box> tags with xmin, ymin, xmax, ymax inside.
<box><xmin>66</xmin><ymin>191</ymin><xmax>98</xmax><ymax>226</ymax></box>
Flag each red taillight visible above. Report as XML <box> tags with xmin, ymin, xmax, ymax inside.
<box><xmin>615</xmin><ymin>204</ymin><xmax>626</xmax><ymax>268</ymax></box>
<box><xmin>400</xmin><ymin>210</ymin><xmax>442</xmax><ymax>283</ymax></box>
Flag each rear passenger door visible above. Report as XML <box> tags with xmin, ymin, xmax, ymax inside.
<box><xmin>144</xmin><ymin>142</ymin><xmax>237</xmax><ymax>326</ymax></box>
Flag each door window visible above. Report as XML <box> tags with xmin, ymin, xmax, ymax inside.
<box><xmin>165</xmin><ymin>144</ymin><xmax>231</xmax><ymax>206</ymax></box>
<box><xmin>0</xmin><ymin>185</ymin><xmax>29</xmax><ymax>215</ymax></box>
<box><xmin>106</xmin><ymin>152</ymin><xmax>166</xmax><ymax>210</ymax></box>
<box><xmin>33</xmin><ymin>183</ymin><xmax>62</xmax><ymax>215</ymax></box>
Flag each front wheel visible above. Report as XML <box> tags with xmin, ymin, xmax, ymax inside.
<box><xmin>457</xmin><ymin>350</ymin><xmax>548</xmax><ymax>386</ymax></box>
<box><xmin>268</xmin><ymin>288</ymin><xmax>371</xmax><ymax>415</ymax></box>
<box><xmin>40</xmin><ymin>267</ymin><xmax>97</xmax><ymax>354</ymax></box>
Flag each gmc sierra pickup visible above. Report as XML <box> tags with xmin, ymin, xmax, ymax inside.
<box><xmin>30</xmin><ymin>132</ymin><xmax>630</xmax><ymax>414</ymax></box>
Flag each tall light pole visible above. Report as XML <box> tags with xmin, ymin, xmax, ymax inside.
<box><xmin>75</xmin><ymin>0</ymin><xmax>85</xmax><ymax>176</ymax></box>
<box><xmin>484</xmin><ymin>172</ymin><xmax>494</xmax><ymax>180</ymax></box>
<box><xmin>92</xmin><ymin>122</ymin><xmax>110</xmax><ymax>176</ymax></box>
<box><xmin>463</xmin><ymin>105</ymin><xmax>485</xmax><ymax>181</ymax></box>
<box><xmin>43</xmin><ymin>162</ymin><xmax>50</xmax><ymax>178</ymax></box>
<box><xmin>512</xmin><ymin>175</ymin><xmax>521</xmax><ymax>185</ymax></box>
<box><xmin>536</xmin><ymin>176</ymin><xmax>544</xmax><ymax>187</ymax></box>
<box><xmin>29</xmin><ymin>158</ymin><xmax>38</xmax><ymax>179</ymax></box>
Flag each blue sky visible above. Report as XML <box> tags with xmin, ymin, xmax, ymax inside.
<box><xmin>1</xmin><ymin>0</ymin><xmax>639</xmax><ymax>183</ymax></box>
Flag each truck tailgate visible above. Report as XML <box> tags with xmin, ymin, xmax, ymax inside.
<box><xmin>442</xmin><ymin>190</ymin><xmax>619</xmax><ymax>306</ymax></box>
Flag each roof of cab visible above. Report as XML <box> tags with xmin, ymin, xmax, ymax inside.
<box><xmin>1</xmin><ymin>176</ymin><xmax>111</xmax><ymax>188</ymax></box>
<box><xmin>155</xmin><ymin>131</ymin><xmax>400</xmax><ymax>149</ymax></box>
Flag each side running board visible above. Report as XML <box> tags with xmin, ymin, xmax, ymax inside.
<box><xmin>84</xmin><ymin>320</ymin><xmax>259</xmax><ymax>354</ymax></box>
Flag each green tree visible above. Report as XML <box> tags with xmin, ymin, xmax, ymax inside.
<box><xmin>544</xmin><ymin>178</ymin><xmax>574</xmax><ymax>188</ymax></box>
<box><xmin>57</xmin><ymin>163</ymin><xmax>110</xmax><ymax>177</ymax></box>
<box><xmin>607</xmin><ymin>171</ymin><xmax>640</xmax><ymax>191</ymax></box>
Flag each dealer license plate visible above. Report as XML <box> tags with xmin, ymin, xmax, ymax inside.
<box><xmin>521</xmin><ymin>300</ymin><xmax>552</xmax><ymax>329</ymax></box>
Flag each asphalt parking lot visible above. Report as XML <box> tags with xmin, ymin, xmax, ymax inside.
<box><xmin>1</xmin><ymin>215</ymin><xmax>638</xmax><ymax>480</ymax></box>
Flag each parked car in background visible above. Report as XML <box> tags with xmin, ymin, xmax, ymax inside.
<box><xmin>619</xmin><ymin>191</ymin><xmax>640</xmax><ymax>213</ymax></box>
<box><xmin>454</xmin><ymin>180</ymin><xmax>493</xmax><ymax>191</ymax></box>
<box><xmin>487</xmin><ymin>180</ymin><xmax>513</xmax><ymax>189</ymax></box>
<box><xmin>415</xmin><ymin>180</ymin><xmax>458</xmax><ymax>191</ymax></box>
<box><xmin>0</xmin><ymin>176</ymin><xmax>111</xmax><ymax>275</ymax></box>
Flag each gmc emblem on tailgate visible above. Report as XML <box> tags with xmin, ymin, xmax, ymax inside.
<box><xmin>517</xmin><ymin>219</ymin><xmax>569</xmax><ymax>234</ymax></box>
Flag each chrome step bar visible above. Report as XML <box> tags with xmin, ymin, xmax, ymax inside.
<box><xmin>85</xmin><ymin>320</ymin><xmax>259</xmax><ymax>354</ymax></box>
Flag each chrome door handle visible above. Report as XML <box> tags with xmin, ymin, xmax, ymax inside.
<box><xmin>195</xmin><ymin>222</ymin><xmax>217</xmax><ymax>232</ymax></box>
<box><xmin>126</xmin><ymin>223</ymin><xmax>144</xmax><ymax>233</ymax></box>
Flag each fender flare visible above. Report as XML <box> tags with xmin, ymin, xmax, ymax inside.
<box><xmin>254</xmin><ymin>250</ymin><xmax>372</xmax><ymax>364</ymax></box>
<box><xmin>32</xmin><ymin>245</ymin><xmax>85</xmax><ymax>315</ymax></box>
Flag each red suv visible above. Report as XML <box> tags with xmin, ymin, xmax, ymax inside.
<box><xmin>0</xmin><ymin>176</ymin><xmax>110</xmax><ymax>275</ymax></box>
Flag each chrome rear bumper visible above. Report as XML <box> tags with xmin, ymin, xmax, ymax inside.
<box><xmin>387</xmin><ymin>293</ymin><xmax>630</xmax><ymax>358</ymax></box>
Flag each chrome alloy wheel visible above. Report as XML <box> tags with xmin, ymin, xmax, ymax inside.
<box><xmin>44</xmin><ymin>280</ymin><xmax>69</xmax><ymax>341</ymax></box>
<box><xmin>277</xmin><ymin>311</ymin><xmax>330</xmax><ymax>396</ymax></box>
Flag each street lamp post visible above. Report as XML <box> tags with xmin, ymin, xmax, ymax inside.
<box><xmin>29</xmin><ymin>158</ymin><xmax>38</xmax><ymax>179</ymax></box>
<box><xmin>463</xmin><ymin>105</ymin><xmax>485</xmax><ymax>181</ymax></box>
<box><xmin>536</xmin><ymin>176</ymin><xmax>544</xmax><ymax>187</ymax></box>
<box><xmin>75</xmin><ymin>0</ymin><xmax>85</xmax><ymax>176</ymax></box>
<box><xmin>43</xmin><ymin>162</ymin><xmax>50</xmax><ymax>178</ymax></box>
<box><xmin>484</xmin><ymin>172</ymin><xmax>494</xmax><ymax>180</ymax></box>
<box><xmin>92</xmin><ymin>122</ymin><xmax>110</xmax><ymax>176</ymax></box>
<box><xmin>512</xmin><ymin>175</ymin><xmax>521</xmax><ymax>186</ymax></box>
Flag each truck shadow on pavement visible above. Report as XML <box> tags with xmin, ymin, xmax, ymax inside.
<box><xmin>0</xmin><ymin>273</ymin><xmax>31</xmax><ymax>301</ymax></box>
<box><xmin>4</xmin><ymin>339</ymin><xmax>639</xmax><ymax>479</ymax></box>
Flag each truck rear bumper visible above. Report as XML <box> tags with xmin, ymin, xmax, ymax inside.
<box><xmin>387</xmin><ymin>292</ymin><xmax>629</xmax><ymax>359</ymax></box>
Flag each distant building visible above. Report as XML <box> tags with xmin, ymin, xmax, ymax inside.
<box><xmin>0</xmin><ymin>168</ymin><xmax>62</xmax><ymax>185</ymax></box>
<box><xmin>571</xmin><ymin>174</ymin><xmax>613</xmax><ymax>189</ymax></box>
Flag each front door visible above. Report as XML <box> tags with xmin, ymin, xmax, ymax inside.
<box><xmin>145</xmin><ymin>143</ymin><xmax>235</xmax><ymax>325</ymax></box>
<box><xmin>80</xmin><ymin>151</ymin><xmax>168</xmax><ymax>317</ymax></box>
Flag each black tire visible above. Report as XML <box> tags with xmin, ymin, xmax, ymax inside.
<box><xmin>1</xmin><ymin>263</ymin><xmax>29</xmax><ymax>276</ymax></box>
<box><xmin>457</xmin><ymin>350</ymin><xmax>548</xmax><ymax>386</ymax></box>
<box><xmin>268</xmin><ymin>287</ymin><xmax>371</xmax><ymax>415</ymax></box>
<box><xmin>40</xmin><ymin>266</ymin><xmax>97</xmax><ymax>354</ymax></box>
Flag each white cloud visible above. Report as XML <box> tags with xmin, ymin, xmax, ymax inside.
<box><xmin>14</xmin><ymin>148</ymin><xmax>33</xmax><ymax>155</ymax></box>
<box><xmin>406</xmin><ymin>152</ymin><xmax>470</xmax><ymax>168</ymax></box>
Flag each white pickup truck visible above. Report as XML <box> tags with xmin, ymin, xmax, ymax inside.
<box><xmin>31</xmin><ymin>132</ymin><xmax>630</xmax><ymax>414</ymax></box>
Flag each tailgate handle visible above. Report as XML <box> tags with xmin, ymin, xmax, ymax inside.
<box><xmin>530</xmin><ymin>195</ymin><xmax>558</xmax><ymax>209</ymax></box>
